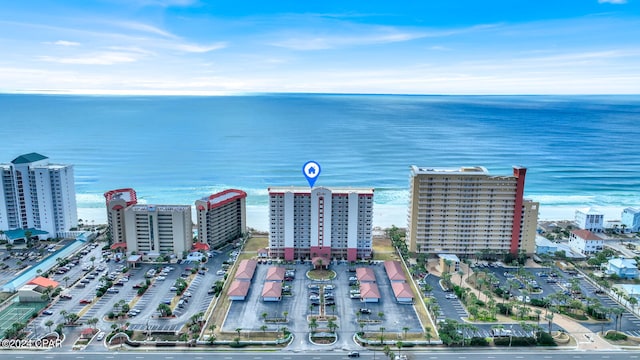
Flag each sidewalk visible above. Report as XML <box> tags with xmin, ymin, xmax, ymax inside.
<box><xmin>428</xmin><ymin>261</ymin><xmax>620</xmax><ymax>351</ymax></box>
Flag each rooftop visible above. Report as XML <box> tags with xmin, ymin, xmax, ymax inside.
<box><xmin>410</xmin><ymin>165</ymin><xmax>489</xmax><ymax>175</ymax></box>
<box><xmin>11</xmin><ymin>152</ymin><xmax>48</xmax><ymax>164</ymax></box>
<box><xmin>197</xmin><ymin>189</ymin><xmax>247</xmax><ymax>210</ymax></box>
<box><xmin>3</xmin><ymin>228</ymin><xmax>49</xmax><ymax>241</ymax></box>
<box><xmin>104</xmin><ymin>188</ymin><xmax>138</xmax><ymax>206</ymax></box>
<box><xmin>268</xmin><ymin>186</ymin><xmax>374</xmax><ymax>195</ymax></box>
<box><xmin>571</xmin><ymin>229</ymin><xmax>602</xmax><ymax>241</ymax></box>
<box><xmin>28</xmin><ymin>276</ymin><xmax>59</xmax><ymax>289</ymax></box>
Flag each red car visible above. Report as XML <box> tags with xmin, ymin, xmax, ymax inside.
<box><xmin>79</xmin><ymin>299</ymin><xmax>92</xmax><ymax>304</ymax></box>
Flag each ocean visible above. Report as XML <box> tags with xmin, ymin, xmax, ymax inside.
<box><xmin>1</xmin><ymin>94</ymin><xmax>639</xmax><ymax>230</ymax></box>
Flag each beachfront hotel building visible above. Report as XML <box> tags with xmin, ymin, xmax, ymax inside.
<box><xmin>195</xmin><ymin>189</ymin><xmax>247</xmax><ymax>250</ymax></box>
<box><xmin>0</xmin><ymin>153</ymin><xmax>77</xmax><ymax>237</ymax></box>
<box><xmin>407</xmin><ymin>166</ymin><xmax>539</xmax><ymax>257</ymax></box>
<box><xmin>104</xmin><ymin>188</ymin><xmax>192</xmax><ymax>259</ymax></box>
<box><xmin>123</xmin><ymin>204</ymin><xmax>192</xmax><ymax>259</ymax></box>
<box><xmin>104</xmin><ymin>188</ymin><xmax>138</xmax><ymax>244</ymax></box>
<box><xmin>268</xmin><ymin>186</ymin><xmax>374</xmax><ymax>262</ymax></box>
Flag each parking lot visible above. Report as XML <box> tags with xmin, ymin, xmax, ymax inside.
<box><xmin>30</xmin><ymin>242</ymin><xmax>232</xmax><ymax>338</ymax></box>
<box><xmin>223</xmin><ymin>261</ymin><xmax>423</xmax><ymax>345</ymax></box>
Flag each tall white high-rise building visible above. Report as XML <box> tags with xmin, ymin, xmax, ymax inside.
<box><xmin>0</xmin><ymin>153</ymin><xmax>77</xmax><ymax>235</ymax></box>
<box><xmin>268</xmin><ymin>186</ymin><xmax>374</xmax><ymax>262</ymax></box>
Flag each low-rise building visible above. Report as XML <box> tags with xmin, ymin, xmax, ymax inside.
<box><xmin>605</xmin><ymin>258</ymin><xmax>638</xmax><ymax>279</ymax></box>
<box><xmin>235</xmin><ymin>259</ymin><xmax>258</xmax><ymax>281</ymax></box>
<box><xmin>265</xmin><ymin>267</ymin><xmax>285</xmax><ymax>282</ymax></box>
<box><xmin>568</xmin><ymin>229</ymin><xmax>603</xmax><ymax>255</ymax></box>
<box><xmin>356</xmin><ymin>267</ymin><xmax>376</xmax><ymax>283</ymax></box>
<box><xmin>438</xmin><ymin>254</ymin><xmax>460</xmax><ymax>273</ymax></box>
<box><xmin>227</xmin><ymin>280</ymin><xmax>251</xmax><ymax>301</ymax></box>
<box><xmin>575</xmin><ymin>207</ymin><xmax>604</xmax><ymax>233</ymax></box>
<box><xmin>383</xmin><ymin>261</ymin><xmax>406</xmax><ymax>282</ymax></box>
<box><xmin>391</xmin><ymin>282</ymin><xmax>414</xmax><ymax>304</ymax></box>
<box><xmin>622</xmin><ymin>208</ymin><xmax>640</xmax><ymax>233</ymax></box>
<box><xmin>18</xmin><ymin>277</ymin><xmax>59</xmax><ymax>302</ymax></box>
<box><xmin>535</xmin><ymin>236</ymin><xmax>558</xmax><ymax>256</ymax></box>
<box><xmin>261</xmin><ymin>281</ymin><xmax>282</xmax><ymax>302</ymax></box>
<box><xmin>359</xmin><ymin>282</ymin><xmax>380</xmax><ymax>303</ymax></box>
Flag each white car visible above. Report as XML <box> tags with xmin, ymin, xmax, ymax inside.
<box><xmin>156</xmin><ymin>276</ymin><xmax>166</xmax><ymax>281</ymax></box>
<box><xmin>96</xmin><ymin>332</ymin><xmax>105</xmax><ymax>341</ymax></box>
<box><xmin>216</xmin><ymin>270</ymin><xmax>226</xmax><ymax>276</ymax></box>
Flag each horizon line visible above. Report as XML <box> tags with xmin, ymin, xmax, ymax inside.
<box><xmin>1</xmin><ymin>89</ymin><xmax>639</xmax><ymax>97</ymax></box>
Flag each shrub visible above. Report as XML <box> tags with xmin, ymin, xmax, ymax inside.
<box><xmin>494</xmin><ymin>336</ymin><xmax>536</xmax><ymax>346</ymax></box>
<box><xmin>537</xmin><ymin>331</ymin><xmax>557</xmax><ymax>346</ymax></box>
<box><xmin>530</xmin><ymin>298</ymin><xmax>549</xmax><ymax>307</ymax></box>
<box><xmin>469</xmin><ymin>337</ymin><xmax>489</xmax><ymax>346</ymax></box>
<box><xmin>605</xmin><ymin>332</ymin><xmax>628</xmax><ymax>341</ymax></box>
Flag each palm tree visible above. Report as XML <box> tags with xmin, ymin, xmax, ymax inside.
<box><xmin>425</xmin><ymin>326</ymin><xmax>433</xmax><ymax>344</ymax></box>
<box><xmin>87</xmin><ymin>317</ymin><xmax>99</xmax><ymax>330</ymax></box>
<box><xmin>260</xmin><ymin>325</ymin><xmax>268</xmax><ymax>335</ymax></box>
<box><xmin>283</xmin><ymin>311</ymin><xmax>288</xmax><ymax>322</ymax></box>
<box><xmin>327</xmin><ymin>318</ymin><xmax>338</xmax><ymax>333</ymax></box>
<box><xmin>63</xmin><ymin>276</ymin><xmax>70</xmax><ymax>288</ymax></box>
<box><xmin>90</xmin><ymin>256</ymin><xmax>96</xmax><ymax>268</ymax></box>
<box><xmin>379</xmin><ymin>327</ymin><xmax>386</xmax><ymax>344</ymax></box>
<box><xmin>396</xmin><ymin>341</ymin><xmax>403</xmax><ymax>358</ymax></box>
<box><xmin>545</xmin><ymin>312</ymin><xmax>554</xmax><ymax>334</ymax></box>
<box><xmin>308</xmin><ymin>318</ymin><xmax>318</xmax><ymax>334</ymax></box>
<box><xmin>378</xmin><ymin>311</ymin><xmax>384</xmax><ymax>319</ymax></box>
<box><xmin>45</xmin><ymin>320</ymin><xmax>54</xmax><ymax>333</ymax></box>
<box><xmin>402</xmin><ymin>326</ymin><xmax>410</xmax><ymax>339</ymax></box>
<box><xmin>235</xmin><ymin>327</ymin><xmax>242</xmax><ymax>339</ymax></box>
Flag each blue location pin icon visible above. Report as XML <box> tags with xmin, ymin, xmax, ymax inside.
<box><xmin>303</xmin><ymin>161</ymin><xmax>321</xmax><ymax>188</ymax></box>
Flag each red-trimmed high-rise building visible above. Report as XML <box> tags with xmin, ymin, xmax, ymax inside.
<box><xmin>407</xmin><ymin>166</ymin><xmax>538</xmax><ymax>257</ymax></box>
<box><xmin>104</xmin><ymin>188</ymin><xmax>138</xmax><ymax>245</ymax></box>
<box><xmin>268</xmin><ymin>186</ymin><xmax>374</xmax><ymax>262</ymax></box>
<box><xmin>195</xmin><ymin>189</ymin><xmax>247</xmax><ymax>250</ymax></box>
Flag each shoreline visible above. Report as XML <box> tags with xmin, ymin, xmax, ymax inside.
<box><xmin>76</xmin><ymin>204</ymin><xmax>629</xmax><ymax>232</ymax></box>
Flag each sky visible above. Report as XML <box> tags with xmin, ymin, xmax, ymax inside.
<box><xmin>0</xmin><ymin>0</ymin><xmax>639</xmax><ymax>95</ymax></box>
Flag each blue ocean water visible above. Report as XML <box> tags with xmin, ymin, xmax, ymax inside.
<box><xmin>1</xmin><ymin>94</ymin><xmax>639</xmax><ymax>227</ymax></box>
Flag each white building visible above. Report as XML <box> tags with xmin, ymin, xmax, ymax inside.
<box><xmin>0</xmin><ymin>153</ymin><xmax>77</xmax><ymax>236</ymax></box>
<box><xmin>268</xmin><ymin>186</ymin><xmax>374</xmax><ymax>262</ymax></box>
<box><xmin>621</xmin><ymin>208</ymin><xmax>640</xmax><ymax>233</ymax></box>
<box><xmin>575</xmin><ymin>207</ymin><xmax>604</xmax><ymax>233</ymax></box>
<box><xmin>123</xmin><ymin>204</ymin><xmax>192</xmax><ymax>260</ymax></box>
<box><xmin>568</xmin><ymin>229</ymin><xmax>604</xmax><ymax>255</ymax></box>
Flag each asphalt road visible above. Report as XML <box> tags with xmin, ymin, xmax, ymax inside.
<box><xmin>0</xmin><ymin>350</ymin><xmax>638</xmax><ymax>360</ymax></box>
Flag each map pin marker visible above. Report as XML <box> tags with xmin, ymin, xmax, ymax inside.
<box><xmin>302</xmin><ymin>161</ymin><xmax>321</xmax><ymax>188</ymax></box>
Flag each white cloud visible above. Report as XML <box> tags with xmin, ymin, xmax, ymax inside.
<box><xmin>172</xmin><ymin>42</ymin><xmax>227</xmax><ymax>53</ymax></box>
<box><xmin>111</xmin><ymin>21</ymin><xmax>178</xmax><ymax>39</ymax></box>
<box><xmin>598</xmin><ymin>0</ymin><xmax>627</xmax><ymax>4</ymax></box>
<box><xmin>38</xmin><ymin>52</ymin><xmax>140</xmax><ymax>65</ymax></box>
<box><xmin>50</xmin><ymin>40</ymin><xmax>81</xmax><ymax>46</ymax></box>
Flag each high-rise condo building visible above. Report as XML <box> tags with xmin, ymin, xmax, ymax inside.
<box><xmin>104</xmin><ymin>188</ymin><xmax>138</xmax><ymax>244</ymax></box>
<box><xmin>104</xmin><ymin>188</ymin><xmax>192</xmax><ymax>259</ymax></box>
<box><xmin>0</xmin><ymin>153</ymin><xmax>77</xmax><ymax>235</ymax></box>
<box><xmin>268</xmin><ymin>186</ymin><xmax>374</xmax><ymax>262</ymax></box>
<box><xmin>195</xmin><ymin>189</ymin><xmax>247</xmax><ymax>250</ymax></box>
<box><xmin>124</xmin><ymin>204</ymin><xmax>192</xmax><ymax>259</ymax></box>
<box><xmin>407</xmin><ymin>166</ymin><xmax>538</xmax><ymax>257</ymax></box>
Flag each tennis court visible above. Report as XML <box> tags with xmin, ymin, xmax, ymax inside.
<box><xmin>0</xmin><ymin>302</ymin><xmax>45</xmax><ymax>337</ymax></box>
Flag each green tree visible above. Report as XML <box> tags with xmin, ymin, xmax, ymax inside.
<box><xmin>425</xmin><ymin>326</ymin><xmax>433</xmax><ymax>344</ymax></box>
<box><xmin>45</xmin><ymin>320</ymin><xmax>54</xmax><ymax>333</ymax></box>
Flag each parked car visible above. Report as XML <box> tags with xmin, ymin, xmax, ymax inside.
<box><xmin>96</xmin><ymin>332</ymin><xmax>105</xmax><ymax>341</ymax></box>
<box><xmin>42</xmin><ymin>310</ymin><xmax>53</xmax><ymax>315</ymax></box>
<box><xmin>79</xmin><ymin>299</ymin><xmax>92</xmax><ymax>304</ymax></box>
<box><xmin>348</xmin><ymin>351</ymin><xmax>360</xmax><ymax>357</ymax></box>
<box><xmin>60</xmin><ymin>294</ymin><xmax>72</xmax><ymax>300</ymax></box>
<box><xmin>359</xmin><ymin>308</ymin><xmax>371</xmax><ymax>314</ymax></box>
